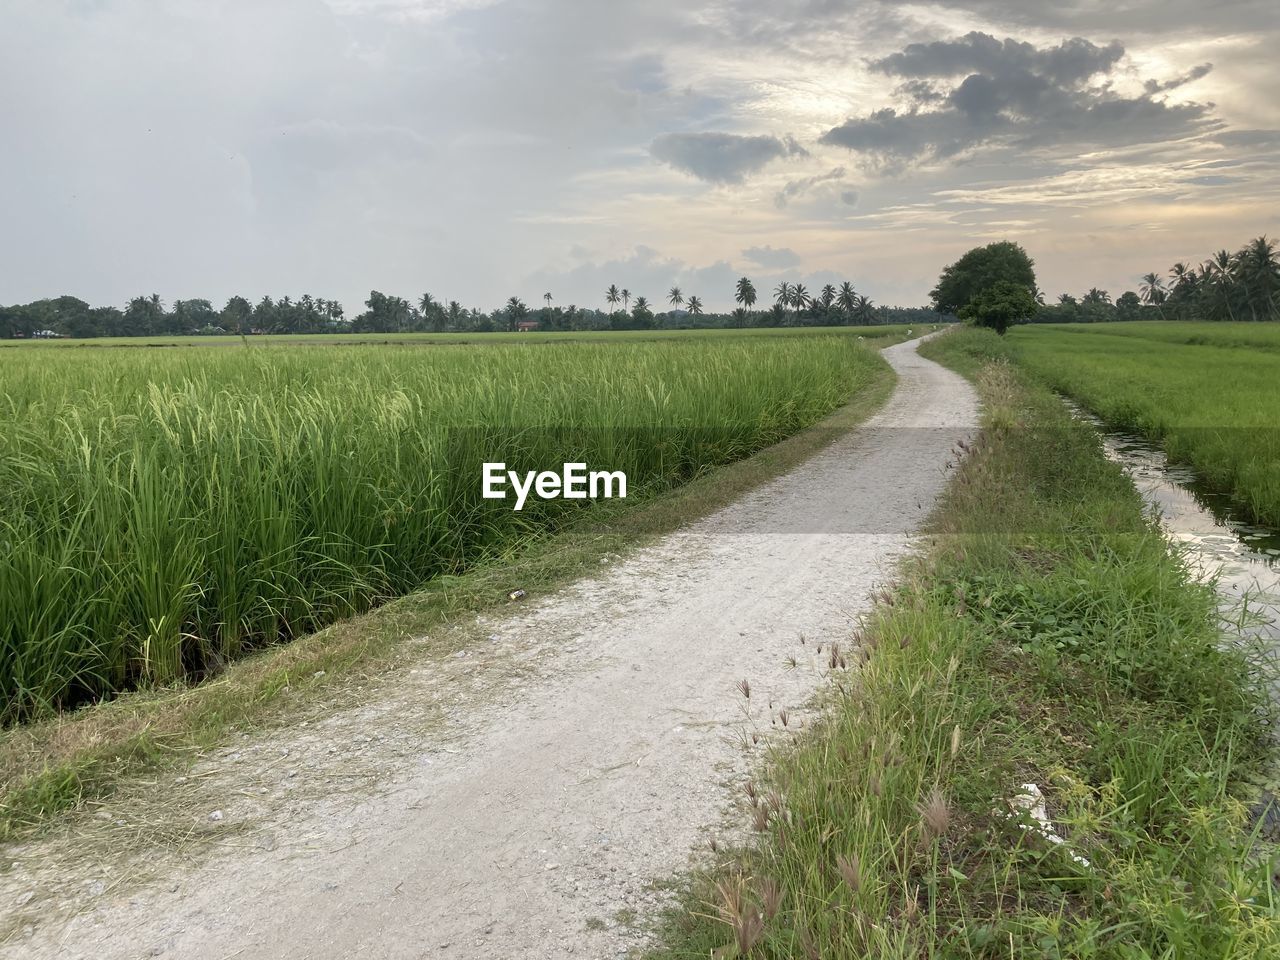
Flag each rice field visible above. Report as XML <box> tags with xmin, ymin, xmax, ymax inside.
<box><xmin>1008</xmin><ymin>322</ymin><xmax>1280</xmax><ymax>527</ymax></box>
<box><xmin>0</xmin><ymin>332</ymin><xmax>889</xmax><ymax>720</ymax></box>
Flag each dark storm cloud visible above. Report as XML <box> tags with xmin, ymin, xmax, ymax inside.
<box><xmin>822</xmin><ymin>32</ymin><xmax>1218</xmax><ymax>169</ymax></box>
<box><xmin>742</xmin><ymin>245</ymin><xmax>801</xmax><ymax>268</ymax></box>
<box><xmin>649</xmin><ymin>132</ymin><xmax>807</xmax><ymax>183</ymax></box>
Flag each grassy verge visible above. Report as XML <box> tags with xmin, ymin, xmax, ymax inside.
<box><xmin>0</xmin><ymin>338</ymin><xmax>903</xmax><ymax>841</ymax></box>
<box><xmin>650</xmin><ymin>327</ymin><xmax>1277</xmax><ymax>959</ymax></box>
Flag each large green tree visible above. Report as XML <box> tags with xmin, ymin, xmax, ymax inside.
<box><xmin>931</xmin><ymin>241</ymin><xmax>1037</xmax><ymax>334</ymax></box>
<box><xmin>958</xmin><ymin>280</ymin><xmax>1037</xmax><ymax>335</ymax></box>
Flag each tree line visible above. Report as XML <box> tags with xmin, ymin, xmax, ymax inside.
<box><xmin>931</xmin><ymin>234</ymin><xmax>1280</xmax><ymax>335</ymax></box>
<box><xmin>2</xmin><ymin>277</ymin><xmax>940</xmax><ymax>339</ymax></box>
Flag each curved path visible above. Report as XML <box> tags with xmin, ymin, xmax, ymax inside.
<box><xmin>4</xmin><ymin>336</ymin><xmax>977</xmax><ymax>959</ymax></box>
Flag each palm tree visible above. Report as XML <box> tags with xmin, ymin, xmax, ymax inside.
<box><xmin>447</xmin><ymin>300</ymin><xmax>463</xmax><ymax>331</ymax></box>
<box><xmin>1205</xmin><ymin>250</ymin><xmax>1238</xmax><ymax>322</ymax></box>
<box><xmin>854</xmin><ymin>294</ymin><xmax>874</xmax><ymax>323</ymax></box>
<box><xmin>505</xmin><ymin>296</ymin><xmax>528</xmax><ymax>331</ymax></box>
<box><xmin>606</xmin><ymin>284</ymin><xmax>620</xmax><ymax>314</ymax></box>
<box><xmin>1139</xmin><ymin>273</ymin><xmax>1166</xmax><ymax>305</ymax></box>
<box><xmin>544</xmin><ymin>292</ymin><xmax>553</xmax><ymax>309</ymax></box>
<box><xmin>1238</xmin><ymin>235</ymin><xmax>1279</xmax><ymax>321</ymax></box>
<box><xmin>668</xmin><ymin>286</ymin><xmax>684</xmax><ymax>310</ymax></box>
<box><xmin>735</xmin><ymin>277</ymin><xmax>757</xmax><ymax>310</ymax></box>
<box><xmin>820</xmin><ymin>284</ymin><xmax>836</xmax><ymax>311</ymax></box>
<box><xmin>773</xmin><ymin>281</ymin><xmax>792</xmax><ymax>308</ymax></box>
<box><xmin>837</xmin><ymin>281</ymin><xmax>857</xmax><ymax>316</ymax></box>
<box><xmin>686</xmin><ymin>295</ymin><xmax>703</xmax><ymax>315</ymax></box>
<box><xmin>633</xmin><ymin>295</ymin><xmax>649</xmax><ymax>313</ymax></box>
<box><xmin>1169</xmin><ymin>262</ymin><xmax>1193</xmax><ymax>292</ymax></box>
<box><xmin>1082</xmin><ymin>288</ymin><xmax>1111</xmax><ymax>305</ymax></box>
<box><xmin>621</xmin><ymin>288</ymin><xmax>631</xmax><ymax>312</ymax></box>
<box><xmin>790</xmin><ymin>283</ymin><xmax>811</xmax><ymax>315</ymax></box>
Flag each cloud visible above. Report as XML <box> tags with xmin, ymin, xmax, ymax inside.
<box><xmin>742</xmin><ymin>245</ymin><xmax>801</xmax><ymax>268</ymax></box>
<box><xmin>871</xmin><ymin>32</ymin><xmax>1124</xmax><ymax>85</ymax></box>
<box><xmin>774</xmin><ymin>167</ymin><xmax>846</xmax><ymax>208</ymax></box>
<box><xmin>822</xmin><ymin>32</ymin><xmax>1219</xmax><ymax>170</ymax></box>
<box><xmin>1144</xmin><ymin>63</ymin><xmax>1213</xmax><ymax>94</ymax></box>
<box><xmin>650</xmin><ymin>131</ymin><xmax>807</xmax><ymax>183</ymax></box>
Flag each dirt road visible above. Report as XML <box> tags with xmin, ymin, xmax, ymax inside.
<box><xmin>3</xmin><ymin>335</ymin><xmax>977</xmax><ymax>959</ymax></box>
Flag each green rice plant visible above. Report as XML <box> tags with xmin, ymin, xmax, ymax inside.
<box><xmin>1007</xmin><ymin>322</ymin><xmax>1280</xmax><ymax>528</ymax></box>
<box><xmin>0</xmin><ymin>334</ymin><xmax>885</xmax><ymax>720</ymax></box>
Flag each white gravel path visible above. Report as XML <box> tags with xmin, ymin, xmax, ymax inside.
<box><xmin>2</xmin><ymin>335</ymin><xmax>977</xmax><ymax>959</ymax></box>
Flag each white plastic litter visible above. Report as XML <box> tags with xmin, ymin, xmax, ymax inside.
<box><xmin>1009</xmin><ymin>783</ymin><xmax>1090</xmax><ymax>868</ymax></box>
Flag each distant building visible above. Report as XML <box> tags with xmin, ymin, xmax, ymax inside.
<box><xmin>515</xmin><ymin>320</ymin><xmax>540</xmax><ymax>332</ymax></box>
<box><xmin>32</xmin><ymin>329</ymin><xmax>61</xmax><ymax>339</ymax></box>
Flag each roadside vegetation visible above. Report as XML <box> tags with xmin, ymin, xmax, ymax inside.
<box><xmin>1009</xmin><ymin>323</ymin><xmax>1280</xmax><ymax>528</ymax></box>
<box><xmin>651</xmin><ymin>327</ymin><xmax>1277</xmax><ymax>958</ymax></box>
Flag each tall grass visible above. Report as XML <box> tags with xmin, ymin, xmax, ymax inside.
<box><xmin>1009</xmin><ymin>322</ymin><xmax>1280</xmax><ymax>527</ymax></box>
<box><xmin>0</xmin><ymin>336</ymin><xmax>884</xmax><ymax>719</ymax></box>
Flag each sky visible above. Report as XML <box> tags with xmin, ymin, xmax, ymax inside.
<box><xmin>3</xmin><ymin>0</ymin><xmax>1279</xmax><ymax>314</ymax></box>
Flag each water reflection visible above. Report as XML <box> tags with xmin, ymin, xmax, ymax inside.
<box><xmin>1070</xmin><ymin>406</ymin><xmax>1280</xmax><ymax>649</ymax></box>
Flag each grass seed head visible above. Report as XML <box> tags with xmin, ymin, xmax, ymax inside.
<box><xmin>836</xmin><ymin>852</ymin><xmax>862</xmax><ymax>894</ymax></box>
<box><xmin>918</xmin><ymin>787</ymin><xmax>951</xmax><ymax>838</ymax></box>
<box><xmin>752</xmin><ymin>804</ymin><xmax>770</xmax><ymax>832</ymax></box>
<box><xmin>759</xmin><ymin>875</ymin><xmax>784</xmax><ymax>920</ymax></box>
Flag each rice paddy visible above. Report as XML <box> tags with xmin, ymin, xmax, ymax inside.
<box><xmin>0</xmin><ymin>331</ymin><xmax>891</xmax><ymax>720</ymax></box>
<box><xmin>1008</xmin><ymin>322</ymin><xmax>1280</xmax><ymax>528</ymax></box>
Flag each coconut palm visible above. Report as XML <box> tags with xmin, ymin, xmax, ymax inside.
<box><xmin>735</xmin><ymin>277</ymin><xmax>757</xmax><ymax>310</ymax></box>
<box><xmin>633</xmin><ymin>295</ymin><xmax>649</xmax><ymax>312</ymax></box>
<box><xmin>606</xmin><ymin>284</ymin><xmax>620</xmax><ymax>314</ymax></box>
<box><xmin>505</xmin><ymin>296</ymin><xmax>528</xmax><ymax>331</ymax></box>
<box><xmin>544</xmin><ymin>292</ymin><xmax>553</xmax><ymax>309</ymax></box>
<box><xmin>1204</xmin><ymin>250</ymin><xmax>1238</xmax><ymax>322</ymax></box>
<box><xmin>854</xmin><ymin>294</ymin><xmax>874</xmax><ymax>323</ymax></box>
<box><xmin>621</xmin><ymin>289</ymin><xmax>631</xmax><ymax>312</ymax></box>
<box><xmin>668</xmin><ymin>286</ymin><xmax>684</xmax><ymax>310</ymax></box>
<box><xmin>820</xmin><ymin>284</ymin><xmax>836</xmax><ymax>310</ymax></box>
<box><xmin>790</xmin><ymin>283</ymin><xmax>811</xmax><ymax>315</ymax></box>
<box><xmin>1139</xmin><ymin>273</ymin><xmax>1166</xmax><ymax>305</ymax></box>
<box><xmin>837</xmin><ymin>281</ymin><xmax>857</xmax><ymax>316</ymax></box>
<box><xmin>1169</xmin><ymin>262</ymin><xmax>1193</xmax><ymax>292</ymax></box>
<box><xmin>773</xmin><ymin>281</ymin><xmax>792</xmax><ymax>308</ymax></box>
<box><xmin>686</xmin><ymin>295</ymin><xmax>703</xmax><ymax>315</ymax></box>
<box><xmin>1238</xmin><ymin>235</ymin><xmax>1280</xmax><ymax>321</ymax></box>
